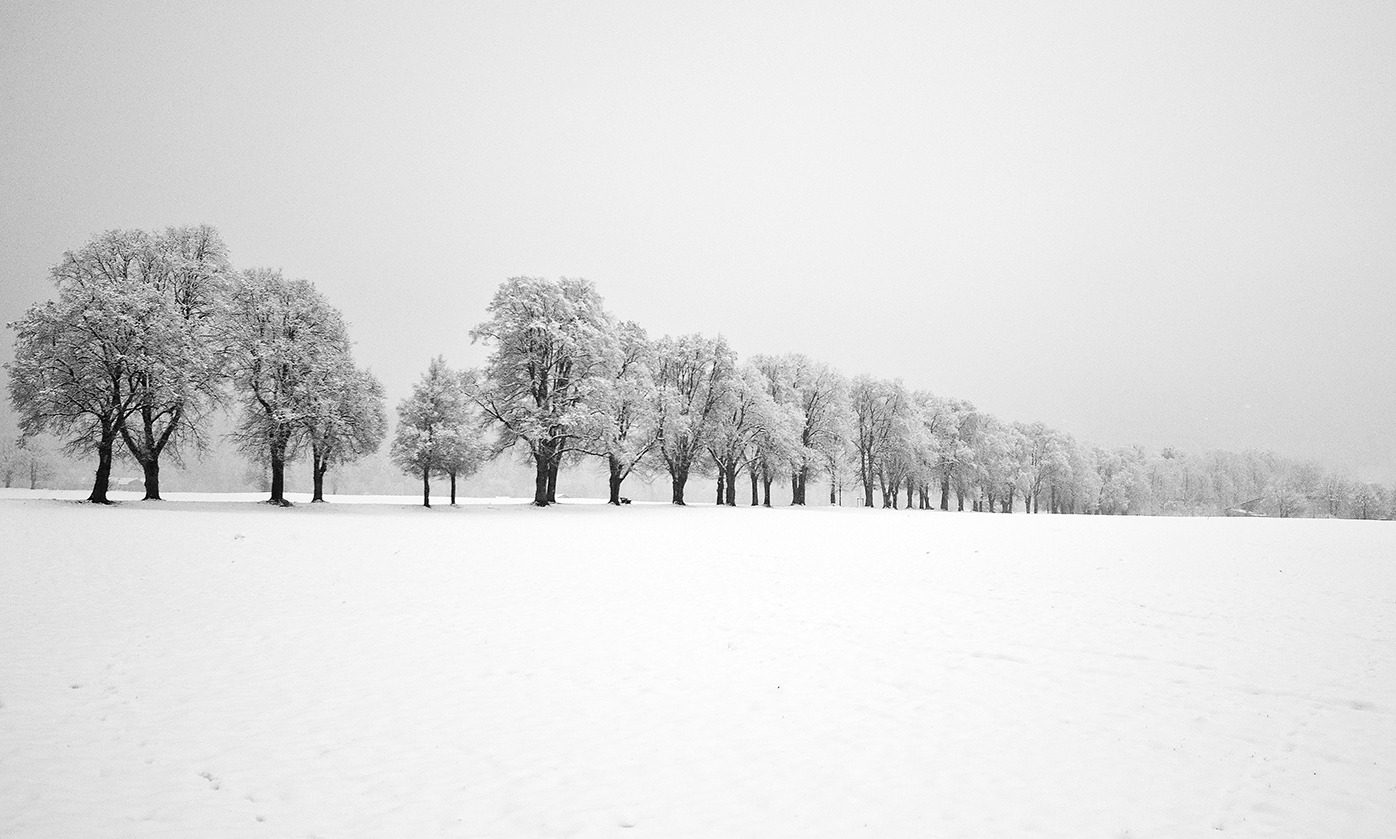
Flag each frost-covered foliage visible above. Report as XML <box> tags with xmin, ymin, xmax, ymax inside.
<box><xmin>392</xmin><ymin>357</ymin><xmax>480</xmax><ymax>507</ymax></box>
<box><xmin>467</xmin><ymin>277</ymin><xmax>616</xmax><ymax>507</ymax></box>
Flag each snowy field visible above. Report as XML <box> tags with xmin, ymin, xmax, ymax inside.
<box><xmin>1</xmin><ymin>492</ymin><xmax>1393</xmax><ymax>838</ymax></box>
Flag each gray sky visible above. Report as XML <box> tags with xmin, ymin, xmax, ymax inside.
<box><xmin>2</xmin><ymin>1</ymin><xmax>1394</xmax><ymax>479</ymax></box>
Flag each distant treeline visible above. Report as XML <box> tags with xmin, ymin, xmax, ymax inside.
<box><xmin>7</xmin><ymin>227</ymin><xmax>1393</xmax><ymax>519</ymax></box>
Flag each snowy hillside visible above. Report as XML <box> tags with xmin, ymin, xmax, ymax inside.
<box><xmin>1</xmin><ymin>496</ymin><xmax>1392</xmax><ymax>838</ymax></box>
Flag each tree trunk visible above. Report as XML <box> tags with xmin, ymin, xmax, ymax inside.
<box><xmin>762</xmin><ymin>476</ymin><xmax>772</xmax><ymax>508</ymax></box>
<box><xmin>89</xmin><ymin>434</ymin><xmax>115</xmax><ymax>504</ymax></box>
<box><xmin>671</xmin><ymin>469</ymin><xmax>688</xmax><ymax>505</ymax></box>
<box><xmin>269</xmin><ymin>443</ymin><xmax>288</xmax><ymax>506</ymax></box>
<box><xmin>715</xmin><ymin>471</ymin><xmax>725</xmax><ymax>505</ymax></box>
<box><xmin>956</xmin><ymin>486</ymin><xmax>965</xmax><ymax>512</ymax></box>
<box><xmin>140</xmin><ymin>458</ymin><xmax>161</xmax><ymax>502</ymax></box>
<box><xmin>863</xmin><ymin>478</ymin><xmax>875</xmax><ymax>508</ymax></box>
<box><xmin>545</xmin><ymin>454</ymin><xmax>559</xmax><ymax>504</ymax></box>
<box><xmin>608</xmin><ymin>457</ymin><xmax>624</xmax><ymax>506</ymax></box>
<box><xmin>940</xmin><ymin>475</ymin><xmax>950</xmax><ymax>510</ymax></box>
<box><xmin>750</xmin><ymin>469</ymin><xmax>759</xmax><ymax>506</ymax></box>
<box><xmin>423</xmin><ymin>466</ymin><xmax>431</xmax><ymax>508</ymax></box>
<box><xmin>905</xmin><ymin>479</ymin><xmax>914</xmax><ymax>510</ymax></box>
<box><xmin>450</xmin><ymin>471</ymin><xmax>457</xmax><ymax>506</ymax></box>
<box><xmin>725</xmin><ymin>464</ymin><xmax>738</xmax><ymax>506</ymax></box>
<box><xmin>1005</xmin><ymin>486</ymin><xmax>1015</xmax><ymax>513</ymax></box>
<box><xmin>311</xmin><ymin>444</ymin><xmax>328</xmax><ymax>503</ymax></box>
<box><xmin>532</xmin><ymin>454</ymin><xmax>549</xmax><ymax>506</ymax></box>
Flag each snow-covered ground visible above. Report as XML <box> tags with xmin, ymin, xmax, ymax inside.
<box><xmin>1</xmin><ymin>494</ymin><xmax>1392</xmax><ymax>838</ymax></box>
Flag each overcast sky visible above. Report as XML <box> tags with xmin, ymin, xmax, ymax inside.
<box><xmin>2</xmin><ymin>1</ymin><xmax>1393</xmax><ymax>479</ymax></box>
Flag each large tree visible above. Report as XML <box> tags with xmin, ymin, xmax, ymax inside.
<box><xmin>6</xmin><ymin>232</ymin><xmax>164</xmax><ymax>502</ymax></box>
<box><xmin>113</xmin><ymin>226</ymin><xmax>232</xmax><ymax>500</ymax></box>
<box><xmin>652</xmin><ymin>333</ymin><xmax>736</xmax><ymax>505</ymax></box>
<box><xmin>574</xmin><ymin>320</ymin><xmax>659</xmax><ymax>505</ymax></box>
<box><xmin>227</xmin><ymin>268</ymin><xmax>351</xmax><ymax>505</ymax></box>
<box><xmin>467</xmin><ymin>277</ymin><xmax>615</xmax><ymax>507</ymax></box>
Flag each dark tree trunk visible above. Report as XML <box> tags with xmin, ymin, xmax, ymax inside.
<box><xmin>762</xmin><ymin>476</ymin><xmax>772</xmax><ymax>508</ymax></box>
<box><xmin>450</xmin><ymin>471</ymin><xmax>457</xmax><ymax>506</ymax></box>
<box><xmin>671</xmin><ymin>469</ymin><xmax>688</xmax><ymax>505</ymax></box>
<box><xmin>863</xmin><ymin>478</ymin><xmax>875</xmax><ymax>508</ymax></box>
<box><xmin>422</xmin><ymin>466</ymin><xmax>431</xmax><ymax>508</ymax></box>
<box><xmin>750</xmin><ymin>469</ymin><xmax>759</xmax><ymax>506</ymax></box>
<box><xmin>725</xmin><ymin>464</ymin><xmax>738</xmax><ymax>506</ymax></box>
<box><xmin>956</xmin><ymin>486</ymin><xmax>965</xmax><ymax>512</ymax></box>
<box><xmin>905</xmin><ymin>479</ymin><xmax>914</xmax><ymax>510</ymax></box>
<box><xmin>1033</xmin><ymin>494</ymin><xmax>1039</xmax><ymax>513</ymax></box>
<box><xmin>716</xmin><ymin>471</ymin><xmax>725</xmax><ymax>505</ymax></box>
<box><xmin>1005</xmin><ymin>486</ymin><xmax>1015</xmax><ymax>513</ymax></box>
<box><xmin>118</xmin><ymin>405</ymin><xmax>180</xmax><ymax>501</ymax></box>
<box><xmin>608</xmin><ymin>457</ymin><xmax>624</xmax><ymax>506</ymax></box>
<box><xmin>545</xmin><ymin>455</ymin><xmax>559</xmax><ymax>504</ymax></box>
<box><xmin>269</xmin><ymin>447</ymin><xmax>288</xmax><ymax>506</ymax></box>
<box><xmin>89</xmin><ymin>434</ymin><xmax>115</xmax><ymax>504</ymax></box>
<box><xmin>940</xmin><ymin>475</ymin><xmax>951</xmax><ymax>510</ymax></box>
<box><xmin>311</xmin><ymin>442</ymin><xmax>329</xmax><ymax>503</ymax></box>
<box><xmin>140</xmin><ymin>458</ymin><xmax>161</xmax><ymax>502</ymax></box>
<box><xmin>532</xmin><ymin>454</ymin><xmax>549</xmax><ymax>506</ymax></box>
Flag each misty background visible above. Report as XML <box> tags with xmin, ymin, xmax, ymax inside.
<box><xmin>3</xmin><ymin>1</ymin><xmax>1394</xmax><ymax>495</ymax></box>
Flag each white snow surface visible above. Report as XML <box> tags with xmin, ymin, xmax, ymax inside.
<box><xmin>1</xmin><ymin>494</ymin><xmax>1392</xmax><ymax>838</ymax></box>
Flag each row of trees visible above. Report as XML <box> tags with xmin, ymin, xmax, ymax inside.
<box><xmin>8</xmin><ymin>234</ymin><xmax>1393</xmax><ymax>519</ymax></box>
<box><xmin>6</xmin><ymin>228</ymin><xmax>385</xmax><ymax>504</ymax></box>
<box><xmin>391</xmin><ymin>276</ymin><xmax>1395</xmax><ymax>518</ymax></box>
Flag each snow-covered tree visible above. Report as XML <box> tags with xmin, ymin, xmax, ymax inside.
<box><xmin>705</xmin><ymin>362</ymin><xmax>788</xmax><ymax>507</ymax></box>
<box><xmin>226</xmin><ymin>268</ymin><xmax>351</xmax><ymax>505</ymax></box>
<box><xmin>6</xmin><ymin>238</ymin><xmax>162</xmax><ymax>502</ymax></box>
<box><xmin>467</xmin><ymin>277</ymin><xmax>615</xmax><ymax>507</ymax></box>
<box><xmin>848</xmin><ymin>375</ymin><xmax>908</xmax><ymax>508</ymax></box>
<box><xmin>1350</xmin><ymin>483</ymin><xmax>1388</xmax><ymax>520</ymax></box>
<box><xmin>652</xmin><ymin>333</ymin><xmax>737</xmax><ymax>505</ymax></box>
<box><xmin>1012</xmin><ymin>421</ymin><xmax>1069</xmax><ymax>513</ymax></box>
<box><xmin>972</xmin><ymin>416</ymin><xmax>1024</xmax><ymax>512</ymax></box>
<box><xmin>392</xmin><ymin>357</ymin><xmax>474</xmax><ymax>507</ymax></box>
<box><xmin>8</xmin><ymin>227</ymin><xmax>235</xmax><ymax>501</ymax></box>
<box><xmin>113</xmin><ymin>227</ymin><xmax>232</xmax><ymax>500</ymax></box>
<box><xmin>303</xmin><ymin>362</ymin><xmax>387</xmax><ymax>502</ymax></box>
<box><xmin>752</xmin><ymin>354</ymin><xmax>848</xmax><ymax>505</ymax></box>
<box><xmin>930</xmin><ymin>398</ymin><xmax>980</xmax><ymax>511</ymax></box>
<box><xmin>574</xmin><ymin>320</ymin><xmax>659</xmax><ymax>505</ymax></box>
